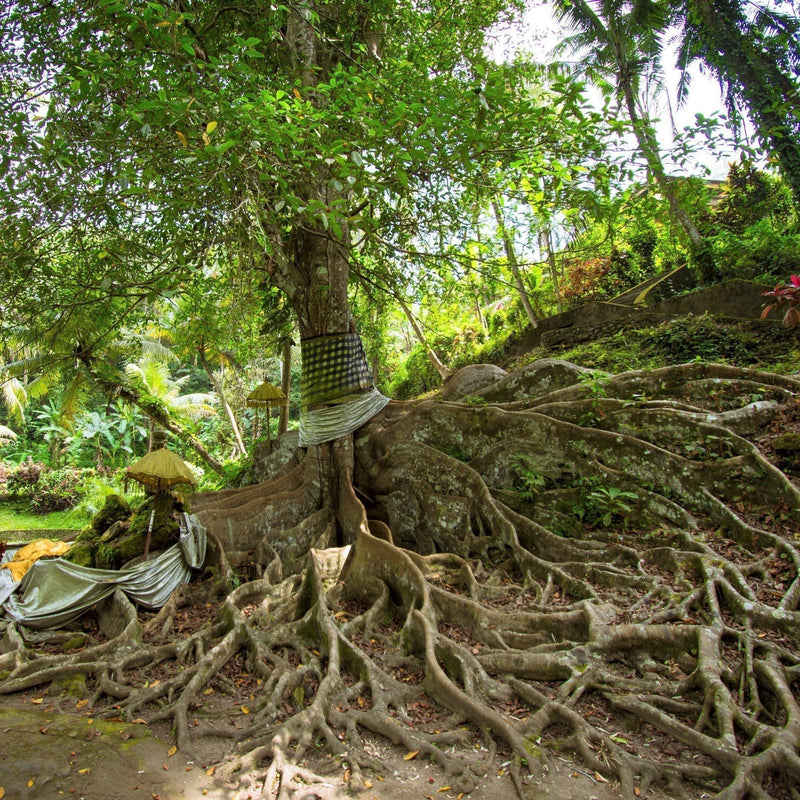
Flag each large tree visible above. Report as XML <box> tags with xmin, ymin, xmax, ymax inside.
<box><xmin>3</xmin><ymin>3</ymin><xmax>800</xmax><ymax>800</ymax></box>
<box><xmin>0</xmin><ymin>0</ymin><xmax>541</xmax><ymax>503</ymax></box>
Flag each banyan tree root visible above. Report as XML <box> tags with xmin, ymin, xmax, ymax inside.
<box><xmin>2</xmin><ymin>360</ymin><xmax>800</xmax><ymax>799</ymax></box>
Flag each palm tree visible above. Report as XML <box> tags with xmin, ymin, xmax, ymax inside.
<box><xmin>554</xmin><ymin>0</ymin><xmax>711</xmax><ymax>274</ymax></box>
<box><xmin>673</xmin><ymin>0</ymin><xmax>800</xmax><ymax>207</ymax></box>
<box><xmin>124</xmin><ymin>354</ymin><xmax>217</xmax><ymax>448</ymax></box>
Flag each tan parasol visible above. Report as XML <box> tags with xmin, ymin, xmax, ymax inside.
<box><xmin>246</xmin><ymin>381</ymin><xmax>287</xmax><ymax>446</ymax></box>
<box><xmin>126</xmin><ymin>443</ymin><xmax>196</xmax><ymax>559</ymax></box>
<box><xmin>126</xmin><ymin>447</ymin><xmax>197</xmax><ymax>493</ymax></box>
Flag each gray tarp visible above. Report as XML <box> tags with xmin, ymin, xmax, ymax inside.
<box><xmin>1</xmin><ymin>514</ymin><xmax>206</xmax><ymax>630</ymax></box>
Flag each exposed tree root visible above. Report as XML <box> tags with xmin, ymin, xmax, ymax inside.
<box><xmin>3</xmin><ymin>360</ymin><xmax>800</xmax><ymax>799</ymax></box>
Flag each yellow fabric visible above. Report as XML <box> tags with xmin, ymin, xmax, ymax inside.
<box><xmin>1</xmin><ymin>539</ymin><xmax>71</xmax><ymax>582</ymax></box>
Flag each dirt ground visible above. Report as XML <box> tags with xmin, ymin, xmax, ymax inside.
<box><xmin>0</xmin><ymin>692</ymin><xmax>624</xmax><ymax>800</ymax></box>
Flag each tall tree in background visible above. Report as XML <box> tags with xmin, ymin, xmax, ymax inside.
<box><xmin>673</xmin><ymin>0</ymin><xmax>800</xmax><ymax>208</ymax></box>
<box><xmin>554</xmin><ymin>0</ymin><xmax>711</xmax><ymax>273</ymax></box>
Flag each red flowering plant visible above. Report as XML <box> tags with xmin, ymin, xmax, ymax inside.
<box><xmin>762</xmin><ymin>275</ymin><xmax>800</xmax><ymax>328</ymax></box>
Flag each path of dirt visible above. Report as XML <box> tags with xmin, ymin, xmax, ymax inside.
<box><xmin>0</xmin><ymin>693</ymin><xmax>623</xmax><ymax>800</ymax></box>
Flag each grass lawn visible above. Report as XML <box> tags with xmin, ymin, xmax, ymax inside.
<box><xmin>0</xmin><ymin>502</ymin><xmax>89</xmax><ymax>535</ymax></box>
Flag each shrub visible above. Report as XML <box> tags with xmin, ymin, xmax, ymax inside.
<box><xmin>388</xmin><ymin>345</ymin><xmax>442</xmax><ymax>399</ymax></box>
<box><xmin>1</xmin><ymin>462</ymin><xmax>97</xmax><ymax>513</ymax></box>
<box><xmin>711</xmin><ymin>222</ymin><xmax>800</xmax><ymax>284</ymax></box>
<box><xmin>762</xmin><ymin>275</ymin><xmax>800</xmax><ymax>328</ymax></box>
<box><xmin>561</xmin><ymin>250</ymin><xmax>645</xmax><ymax>304</ymax></box>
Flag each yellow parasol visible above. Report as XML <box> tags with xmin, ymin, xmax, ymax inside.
<box><xmin>126</xmin><ymin>443</ymin><xmax>196</xmax><ymax>559</ymax></box>
<box><xmin>246</xmin><ymin>381</ymin><xmax>287</xmax><ymax>447</ymax></box>
<box><xmin>126</xmin><ymin>448</ymin><xmax>196</xmax><ymax>493</ymax></box>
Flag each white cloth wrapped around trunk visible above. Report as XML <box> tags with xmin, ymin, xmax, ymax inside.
<box><xmin>298</xmin><ymin>332</ymin><xmax>390</xmax><ymax>446</ymax></box>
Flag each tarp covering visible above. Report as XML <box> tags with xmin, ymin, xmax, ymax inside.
<box><xmin>299</xmin><ymin>332</ymin><xmax>390</xmax><ymax>447</ymax></box>
<box><xmin>0</xmin><ymin>514</ymin><xmax>206</xmax><ymax>630</ymax></box>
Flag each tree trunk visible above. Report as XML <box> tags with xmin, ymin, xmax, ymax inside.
<box><xmin>491</xmin><ymin>199</ymin><xmax>539</xmax><ymax>328</ymax></box>
<box><xmin>270</xmin><ymin>224</ymin><xmax>370</xmax><ymax>543</ymax></box>
<box><xmin>198</xmin><ymin>345</ymin><xmax>247</xmax><ymax>458</ymax></box>
<box><xmin>540</xmin><ymin>227</ymin><xmax>563</xmax><ymax>314</ymax></box>
<box><xmin>278</xmin><ymin>338</ymin><xmax>292</xmax><ymax>436</ymax></box>
<box><xmin>262</xmin><ymin>2</ymin><xmax>374</xmax><ymax>544</ymax></box>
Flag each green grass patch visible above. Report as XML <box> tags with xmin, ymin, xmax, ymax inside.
<box><xmin>0</xmin><ymin>501</ymin><xmax>89</xmax><ymax>533</ymax></box>
<box><xmin>547</xmin><ymin>317</ymin><xmax>800</xmax><ymax>374</ymax></box>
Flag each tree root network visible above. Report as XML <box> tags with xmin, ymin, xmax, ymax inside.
<box><xmin>3</xmin><ymin>359</ymin><xmax>800</xmax><ymax>800</ymax></box>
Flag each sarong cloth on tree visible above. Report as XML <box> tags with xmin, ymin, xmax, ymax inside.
<box><xmin>0</xmin><ymin>514</ymin><xmax>206</xmax><ymax>630</ymax></box>
<box><xmin>299</xmin><ymin>331</ymin><xmax>389</xmax><ymax>447</ymax></box>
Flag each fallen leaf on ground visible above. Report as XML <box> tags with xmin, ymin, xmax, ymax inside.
<box><xmin>404</xmin><ymin>750</ymin><xmax>419</xmax><ymax>761</ymax></box>
<box><xmin>167</xmin><ymin>745</ymin><xmax>177</xmax><ymax>757</ymax></box>
<box><xmin>78</xmin><ymin>769</ymin><xmax>90</xmax><ymax>775</ymax></box>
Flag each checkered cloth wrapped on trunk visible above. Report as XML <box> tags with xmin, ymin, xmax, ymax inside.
<box><xmin>298</xmin><ymin>331</ymin><xmax>390</xmax><ymax>446</ymax></box>
<box><xmin>300</xmin><ymin>332</ymin><xmax>375</xmax><ymax>407</ymax></box>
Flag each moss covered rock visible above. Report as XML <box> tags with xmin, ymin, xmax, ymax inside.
<box><xmin>65</xmin><ymin>541</ymin><xmax>97</xmax><ymax>567</ymax></box>
<box><xmin>90</xmin><ymin>494</ymin><xmax>132</xmax><ymax>537</ymax></box>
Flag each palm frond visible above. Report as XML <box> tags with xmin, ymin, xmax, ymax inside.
<box><xmin>26</xmin><ymin>373</ymin><xmax>53</xmax><ymax>400</ymax></box>
<box><xmin>0</xmin><ymin>376</ymin><xmax>27</xmax><ymax>423</ymax></box>
<box><xmin>0</xmin><ymin>424</ymin><xmax>18</xmax><ymax>446</ymax></box>
<box><xmin>60</xmin><ymin>371</ymin><xmax>90</xmax><ymax>428</ymax></box>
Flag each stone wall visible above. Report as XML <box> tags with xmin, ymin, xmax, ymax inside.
<box><xmin>508</xmin><ymin>279</ymin><xmax>773</xmax><ymax>354</ymax></box>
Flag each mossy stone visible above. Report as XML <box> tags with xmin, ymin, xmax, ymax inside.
<box><xmin>54</xmin><ymin>673</ymin><xmax>87</xmax><ymax>696</ymax></box>
<box><xmin>65</xmin><ymin>541</ymin><xmax>96</xmax><ymax>567</ymax></box>
<box><xmin>91</xmin><ymin>494</ymin><xmax>132</xmax><ymax>537</ymax></box>
<box><xmin>772</xmin><ymin>432</ymin><xmax>800</xmax><ymax>452</ymax></box>
<box><xmin>62</xmin><ymin>634</ymin><xmax>86</xmax><ymax>652</ymax></box>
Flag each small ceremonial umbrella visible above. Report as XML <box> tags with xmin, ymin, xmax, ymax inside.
<box><xmin>126</xmin><ymin>445</ymin><xmax>196</xmax><ymax>559</ymax></box>
<box><xmin>246</xmin><ymin>381</ymin><xmax>287</xmax><ymax>447</ymax></box>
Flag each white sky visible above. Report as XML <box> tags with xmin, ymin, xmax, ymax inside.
<box><xmin>488</xmin><ymin>2</ymin><xmax>741</xmax><ymax>180</ymax></box>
